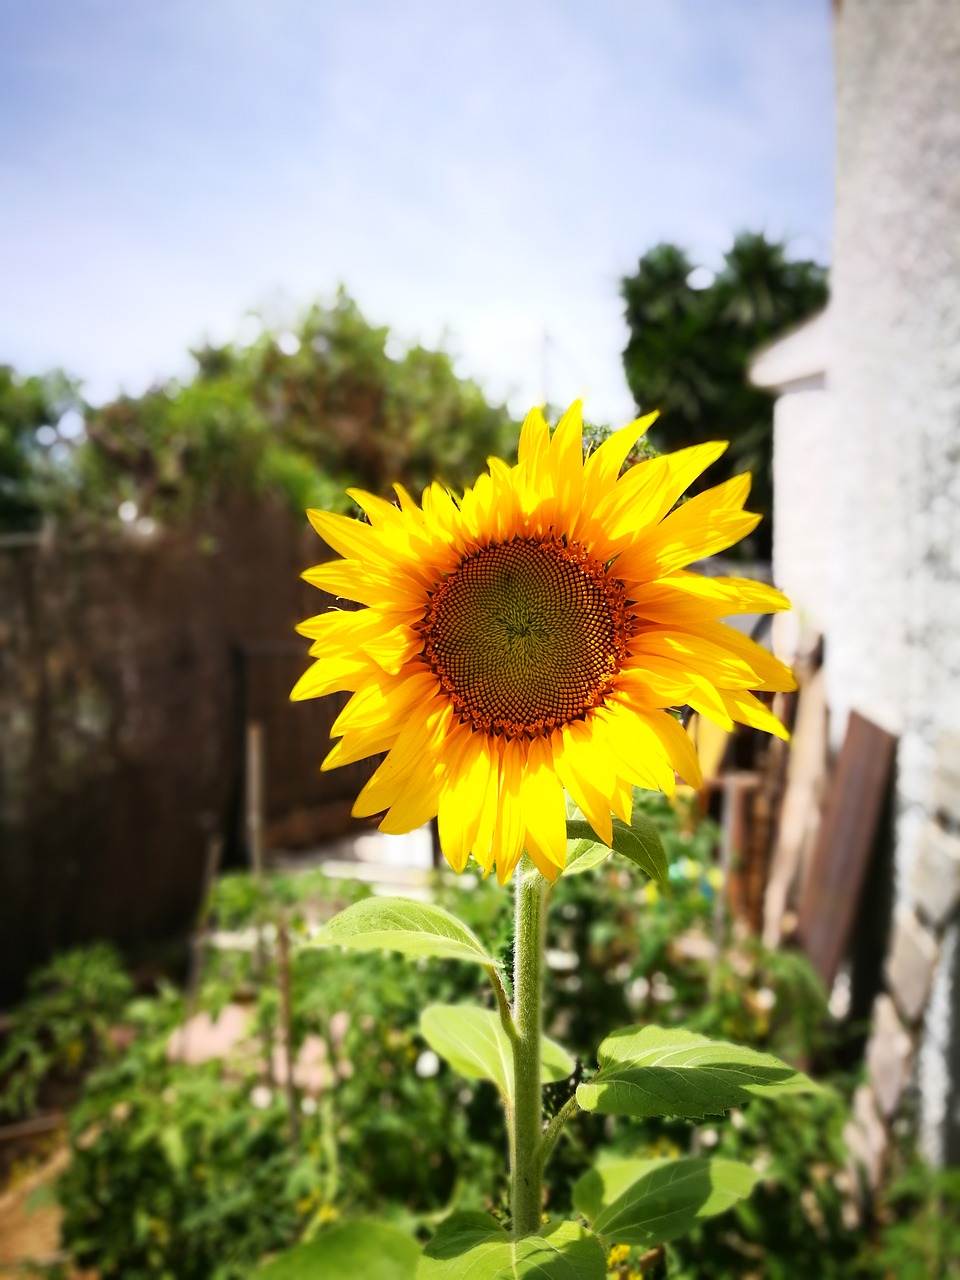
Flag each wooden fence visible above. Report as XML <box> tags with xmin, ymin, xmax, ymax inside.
<box><xmin>0</xmin><ymin>502</ymin><xmax>375</xmax><ymax>1001</ymax></box>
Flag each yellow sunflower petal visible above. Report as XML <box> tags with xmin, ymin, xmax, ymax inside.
<box><xmin>322</xmin><ymin>721</ymin><xmax>400</xmax><ymax>770</ymax></box>
<box><xmin>595</xmin><ymin>703</ymin><xmax>679</xmax><ymax>794</ymax></box>
<box><xmin>647</xmin><ymin>441</ymin><xmax>730</xmax><ymax>524</ymax></box>
<box><xmin>353</xmin><ymin>699</ymin><xmax>452</xmax><ymax>819</ymax></box>
<box><xmin>554</xmin><ymin>720</ymin><xmax>615</xmax><ymax>846</ymax></box>
<box><xmin>615</xmin><ymin>473</ymin><xmax>760</xmax><ymax>581</ymax></box>
<box><xmin>290</xmin><ymin>656</ymin><xmax>370</xmax><ymax>701</ymax></box>
<box><xmin>302</xmin><ymin>559</ymin><xmax>426</xmax><ymax>611</ymax></box>
<box><xmin>437</xmin><ymin>727</ymin><xmax>493</xmax><ymax>873</ymax></box>
<box><xmin>672</xmin><ymin>621</ymin><xmax>797</xmax><ymax>693</ymax></box>
<box><xmin>518</xmin><ymin>737</ymin><xmax>568</xmax><ymax>872</ymax></box>
<box><xmin>332</xmin><ymin>667</ymin><xmax>438</xmax><ymax>737</ymax></box>
<box><xmin>518</xmin><ymin>404</ymin><xmax>550</xmax><ymax>471</ymax></box>
<box><xmin>582</xmin><ymin>411</ymin><xmax>659</xmax><ymax>506</ymax></box>
<box><xmin>636</xmin><ymin>707</ymin><xmax>703</xmax><ymax>790</ymax></box>
<box><xmin>471</xmin><ymin>741</ymin><xmax>503</xmax><ymax>875</ymax></box>
<box><xmin>719</xmin><ymin>688</ymin><xmax>790</xmax><ymax>740</ymax></box>
<box><xmin>379</xmin><ymin>754</ymin><xmax>445</xmax><ymax>833</ymax></box>
<box><xmin>550</xmin><ymin>399</ymin><xmax>585</xmax><ymax>515</ymax></box>
<box><xmin>493</xmin><ymin>740</ymin><xmax>526</xmax><ymax>884</ymax></box>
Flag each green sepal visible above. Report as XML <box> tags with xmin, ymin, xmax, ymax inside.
<box><xmin>572</xmin><ymin>1157</ymin><xmax>760</xmax><ymax>1247</ymax></box>
<box><xmin>419</xmin><ymin>1213</ymin><xmax>606</xmax><ymax>1279</ymax></box>
<box><xmin>309</xmin><ymin>897</ymin><xmax>496</xmax><ymax>966</ymax></box>
<box><xmin>419</xmin><ymin>1004</ymin><xmax>574</xmax><ymax>1101</ymax></box>
<box><xmin>255</xmin><ymin>1221</ymin><xmax>419</xmax><ymax>1278</ymax></box>
<box><xmin>576</xmin><ymin>1025</ymin><xmax>819</xmax><ymax>1119</ymax></box>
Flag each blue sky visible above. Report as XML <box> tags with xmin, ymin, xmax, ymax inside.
<box><xmin>0</xmin><ymin>0</ymin><xmax>833</xmax><ymax>422</ymax></box>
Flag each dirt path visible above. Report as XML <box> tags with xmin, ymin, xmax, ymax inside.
<box><xmin>0</xmin><ymin>1144</ymin><xmax>95</xmax><ymax>1279</ymax></box>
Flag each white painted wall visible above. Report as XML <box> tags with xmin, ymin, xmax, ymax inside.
<box><xmin>832</xmin><ymin>0</ymin><xmax>960</xmax><ymax>1165</ymax></box>
<box><xmin>759</xmin><ymin>0</ymin><xmax>960</xmax><ymax>1165</ymax></box>
<box><xmin>770</xmin><ymin>387</ymin><xmax>834</xmax><ymax>651</ymax></box>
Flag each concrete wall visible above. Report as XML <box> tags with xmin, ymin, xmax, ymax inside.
<box><xmin>831</xmin><ymin>0</ymin><xmax>960</xmax><ymax>1163</ymax></box>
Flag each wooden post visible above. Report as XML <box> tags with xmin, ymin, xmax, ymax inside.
<box><xmin>245</xmin><ymin>721</ymin><xmax>265</xmax><ymax>878</ymax></box>
<box><xmin>245</xmin><ymin>719</ymin><xmax>274</xmax><ymax>1084</ymax></box>
<box><xmin>277</xmin><ymin>916</ymin><xmax>300</xmax><ymax>1148</ymax></box>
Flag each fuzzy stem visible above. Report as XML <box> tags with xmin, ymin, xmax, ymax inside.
<box><xmin>538</xmin><ymin>1094</ymin><xmax>579</xmax><ymax>1172</ymax></box>
<box><xmin>511</xmin><ymin>858</ymin><xmax>547</xmax><ymax>1237</ymax></box>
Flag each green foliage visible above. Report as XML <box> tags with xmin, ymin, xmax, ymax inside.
<box><xmin>0</xmin><ymin>365</ymin><xmax>82</xmax><ymax>532</ymax></box>
<box><xmin>621</xmin><ymin>233</ymin><xmax>828</xmax><ymax>557</ymax></box>
<box><xmin>575</xmin><ymin>1025</ymin><xmax>817</xmax><ymax>1120</ymax></box>
<box><xmin>656</xmin><ymin>1088</ymin><xmax>860</xmax><ymax>1279</ymax></box>
<box><xmin>48</xmin><ymin>797</ymin><xmax>864</xmax><ymax>1278</ymax></box>
<box><xmin>255</xmin><ymin>1221</ymin><xmax>420</xmax><ymax>1279</ymax></box>
<box><xmin>311</xmin><ymin>895</ymin><xmax>497</xmax><ymax>966</ymax></box>
<box><xmin>573</xmin><ymin>1157</ymin><xmax>758</xmax><ymax>1249</ymax></box>
<box><xmin>858</xmin><ymin>1158</ymin><xmax>960</xmax><ymax>1279</ymax></box>
<box><xmin>55</xmin><ymin>880</ymin><xmax>505</xmax><ymax>1279</ymax></box>
<box><xmin>419</xmin><ymin>1212</ymin><xmax>606</xmax><ymax>1279</ymax></box>
<box><xmin>566</xmin><ymin>809</ymin><xmax>668</xmax><ymax>883</ymax></box>
<box><xmin>419</xmin><ymin>1005</ymin><xmax>574</xmax><ymax>1101</ymax></box>
<box><xmin>0</xmin><ymin>943</ymin><xmax>132</xmax><ymax>1119</ymax></box>
<box><xmin>40</xmin><ymin>290</ymin><xmax>516</xmax><ymax>531</ymax></box>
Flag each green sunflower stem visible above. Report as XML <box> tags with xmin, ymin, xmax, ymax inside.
<box><xmin>511</xmin><ymin>857</ymin><xmax>547</xmax><ymax>1237</ymax></box>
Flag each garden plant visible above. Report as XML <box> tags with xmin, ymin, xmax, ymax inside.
<box><xmin>264</xmin><ymin>402</ymin><xmax>820</xmax><ymax>1277</ymax></box>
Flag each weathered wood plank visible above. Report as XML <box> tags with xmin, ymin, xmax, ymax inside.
<box><xmin>796</xmin><ymin>711</ymin><xmax>897</xmax><ymax>988</ymax></box>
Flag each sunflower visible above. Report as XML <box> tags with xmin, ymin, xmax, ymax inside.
<box><xmin>292</xmin><ymin>403</ymin><xmax>794</xmax><ymax>883</ymax></box>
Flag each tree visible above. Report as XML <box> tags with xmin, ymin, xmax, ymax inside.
<box><xmin>15</xmin><ymin>290</ymin><xmax>517</xmax><ymax>532</ymax></box>
<box><xmin>0</xmin><ymin>367</ymin><xmax>80</xmax><ymax>534</ymax></box>
<box><xmin>621</xmin><ymin>232</ymin><xmax>828</xmax><ymax>559</ymax></box>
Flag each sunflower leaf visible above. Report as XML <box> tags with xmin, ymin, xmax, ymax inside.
<box><xmin>419</xmin><ymin>1213</ymin><xmax>606</xmax><ymax>1279</ymax></box>
<box><xmin>310</xmin><ymin>898</ymin><xmax>495</xmax><ymax>966</ymax></box>
<box><xmin>563</xmin><ymin>838</ymin><xmax>612</xmax><ymax>876</ymax></box>
<box><xmin>576</xmin><ymin>1025</ymin><xmax>819</xmax><ymax>1120</ymax></box>
<box><xmin>255</xmin><ymin>1222</ymin><xmax>419</xmax><ymax>1278</ymax></box>
<box><xmin>565</xmin><ymin>812</ymin><xmax>667</xmax><ymax>883</ymax></box>
<box><xmin>419</xmin><ymin>1005</ymin><xmax>574</xmax><ymax>1101</ymax></box>
<box><xmin>572</xmin><ymin>1157</ymin><xmax>759</xmax><ymax>1247</ymax></box>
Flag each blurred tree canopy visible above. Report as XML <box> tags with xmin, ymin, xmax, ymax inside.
<box><xmin>621</xmin><ymin>232</ymin><xmax>828</xmax><ymax>558</ymax></box>
<box><xmin>1</xmin><ymin>291</ymin><xmax>517</xmax><ymax>533</ymax></box>
<box><xmin>0</xmin><ymin>367</ymin><xmax>81</xmax><ymax>533</ymax></box>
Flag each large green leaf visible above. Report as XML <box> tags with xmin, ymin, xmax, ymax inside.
<box><xmin>256</xmin><ymin>1221</ymin><xmax>419</xmax><ymax>1279</ymax></box>
<box><xmin>565</xmin><ymin>812</ymin><xmax>667</xmax><ymax>883</ymax></box>
<box><xmin>419</xmin><ymin>1213</ymin><xmax>606</xmax><ymax>1279</ymax></box>
<box><xmin>309</xmin><ymin>898</ymin><xmax>495</xmax><ymax>966</ymax></box>
<box><xmin>419</xmin><ymin>1005</ymin><xmax>574</xmax><ymax>1100</ymax></box>
<box><xmin>573</xmin><ymin>1157</ymin><xmax>759</xmax><ymax>1247</ymax></box>
<box><xmin>576</xmin><ymin>1025</ymin><xmax>817</xmax><ymax>1119</ymax></box>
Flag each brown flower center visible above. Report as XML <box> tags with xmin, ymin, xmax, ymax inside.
<box><xmin>418</xmin><ymin>537</ymin><xmax>628</xmax><ymax>738</ymax></box>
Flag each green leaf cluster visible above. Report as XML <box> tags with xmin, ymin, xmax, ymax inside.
<box><xmin>0</xmin><ymin>365</ymin><xmax>83</xmax><ymax>533</ymax></box>
<box><xmin>4</xmin><ymin>290</ymin><xmax>517</xmax><ymax>534</ymax></box>
<box><xmin>0</xmin><ymin>943</ymin><xmax>132</xmax><ymax>1119</ymax></box>
<box><xmin>47</xmin><ymin>798</ymin><xmax>870</xmax><ymax>1278</ymax></box>
<box><xmin>621</xmin><ymin>232</ymin><xmax>828</xmax><ymax>558</ymax></box>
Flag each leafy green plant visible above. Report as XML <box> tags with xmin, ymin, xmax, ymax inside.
<box><xmin>260</xmin><ymin>796</ymin><xmax>820</xmax><ymax>1278</ymax></box>
<box><xmin>53</xmin><ymin>799</ymin><xmax>864</xmax><ymax>1278</ymax></box>
<box><xmin>0</xmin><ymin>943</ymin><xmax>132</xmax><ymax>1120</ymax></box>
<box><xmin>858</xmin><ymin>1158</ymin><xmax>960</xmax><ymax>1279</ymax></box>
<box><xmin>21</xmin><ymin>291</ymin><xmax>516</xmax><ymax>534</ymax></box>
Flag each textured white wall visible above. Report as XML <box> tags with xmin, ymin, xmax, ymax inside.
<box><xmin>832</xmin><ymin>0</ymin><xmax>960</xmax><ymax>1164</ymax></box>
<box><xmin>771</xmin><ymin>388</ymin><xmax>835</xmax><ymax>647</ymax></box>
